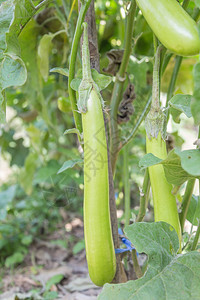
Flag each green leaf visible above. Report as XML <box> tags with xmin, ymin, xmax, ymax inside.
<box><xmin>139</xmin><ymin>153</ymin><xmax>162</xmax><ymax>168</ymax></box>
<box><xmin>176</xmin><ymin>149</ymin><xmax>200</xmax><ymax>176</ymax></box>
<box><xmin>19</xmin><ymin>19</ymin><xmax>41</xmax><ymax>103</ymax></box>
<box><xmin>91</xmin><ymin>69</ymin><xmax>112</xmax><ymax>90</ymax></box>
<box><xmin>34</xmin><ymin>160</ymin><xmax>60</xmax><ymax>184</ymax></box>
<box><xmin>5</xmin><ymin>252</ymin><xmax>25</xmax><ymax>268</ymax></box>
<box><xmin>38</xmin><ymin>34</ymin><xmax>54</xmax><ymax>81</ymax></box>
<box><xmin>161</xmin><ymin>150</ymin><xmax>194</xmax><ymax>186</ymax></box>
<box><xmin>0</xmin><ymin>0</ymin><xmax>36</xmax><ymax>123</ymax></box>
<box><xmin>170</xmin><ymin>131</ymin><xmax>184</xmax><ymax>148</ymax></box>
<box><xmin>64</xmin><ymin>128</ymin><xmax>81</xmax><ymax>137</ymax></box>
<box><xmin>169</xmin><ymin>94</ymin><xmax>192</xmax><ymax>123</ymax></box>
<box><xmin>19</xmin><ymin>152</ymin><xmax>38</xmax><ymax>195</ymax></box>
<box><xmin>187</xmin><ymin>195</ymin><xmax>200</xmax><ymax>226</ymax></box>
<box><xmin>128</xmin><ymin>56</ymin><xmax>150</xmax><ymax>88</ymax></box>
<box><xmin>9</xmin><ymin>138</ymin><xmax>29</xmax><ymax>167</ymax></box>
<box><xmin>45</xmin><ymin>274</ymin><xmax>64</xmax><ymax>291</ymax></box>
<box><xmin>139</xmin><ymin>149</ymin><xmax>200</xmax><ymax>186</ymax></box>
<box><xmin>43</xmin><ymin>291</ymin><xmax>58</xmax><ymax>300</ymax></box>
<box><xmin>50</xmin><ymin>239</ymin><xmax>68</xmax><ymax>249</ymax></box>
<box><xmin>0</xmin><ymin>185</ymin><xmax>16</xmax><ymax>220</ymax></box>
<box><xmin>99</xmin><ymin>222</ymin><xmax>200</xmax><ymax>300</ymax></box>
<box><xmin>191</xmin><ymin>62</ymin><xmax>200</xmax><ymax>125</ymax></box>
<box><xmin>73</xmin><ymin>240</ymin><xmax>85</xmax><ymax>255</ymax></box>
<box><xmin>57</xmin><ymin>159</ymin><xmax>83</xmax><ymax>174</ymax></box>
<box><xmin>21</xmin><ymin>235</ymin><xmax>33</xmax><ymax>246</ymax></box>
<box><xmin>70</xmin><ymin>69</ymin><xmax>112</xmax><ymax>92</ymax></box>
<box><xmin>195</xmin><ymin>0</ymin><xmax>200</xmax><ymax>8</ymax></box>
<box><xmin>50</xmin><ymin>67</ymin><xmax>69</xmax><ymax>77</ymax></box>
<box><xmin>70</xmin><ymin>78</ymin><xmax>82</xmax><ymax>91</ymax></box>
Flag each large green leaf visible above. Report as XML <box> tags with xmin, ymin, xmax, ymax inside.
<box><xmin>99</xmin><ymin>222</ymin><xmax>200</xmax><ymax>300</ymax></box>
<box><xmin>0</xmin><ymin>0</ymin><xmax>37</xmax><ymax>123</ymax></box>
<box><xmin>169</xmin><ymin>94</ymin><xmax>192</xmax><ymax>123</ymax></box>
<box><xmin>139</xmin><ymin>149</ymin><xmax>200</xmax><ymax>186</ymax></box>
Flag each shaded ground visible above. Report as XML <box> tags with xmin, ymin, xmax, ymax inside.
<box><xmin>0</xmin><ymin>213</ymin><xmax>102</xmax><ymax>300</ymax></box>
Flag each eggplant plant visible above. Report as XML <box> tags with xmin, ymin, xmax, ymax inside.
<box><xmin>0</xmin><ymin>0</ymin><xmax>200</xmax><ymax>298</ymax></box>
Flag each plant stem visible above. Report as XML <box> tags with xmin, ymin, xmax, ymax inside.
<box><xmin>179</xmin><ymin>179</ymin><xmax>196</xmax><ymax>232</ymax></box>
<box><xmin>68</xmin><ymin>0</ymin><xmax>92</xmax><ymax>133</ymax></box>
<box><xmin>121</xmin><ymin>97</ymin><xmax>151</xmax><ymax>149</ymax></box>
<box><xmin>35</xmin><ymin>0</ymin><xmax>52</xmax><ymax>11</ymax></box>
<box><xmin>67</xmin><ymin>0</ymin><xmax>77</xmax><ymax>26</ymax></box>
<box><xmin>136</xmin><ymin>169</ymin><xmax>150</xmax><ymax>222</ymax></box>
<box><xmin>123</xmin><ymin>145</ymin><xmax>130</xmax><ymax>227</ymax></box>
<box><xmin>82</xmin><ymin>23</ymin><xmax>92</xmax><ymax>81</ymax></box>
<box><xmin>131</xmin><ymin>249</ymin><xmax>142</xmax><ymax>278</ymax></box>
<box><xmin>191</xmin><ymin>219</ymin><xmax>200</xmax><ymax>251</ymax></box>
<box><xmin>153</xmin><ymin>35</ymin><xmax>158</xmax><ymax>55</ymax></box>
<box><xmin>151</xmin><ymin>45</ymin><xmax>163</xmax><ymax>111</ymax></box>
<box><xmin>166</xmin><ymin>56</ymin><xmax>182</xmax><ymax>106</ymax></box>
<box><xmin>110</xmin><ymin>0</ymin><xmax>137</xmax><ymax>173</ymax></box>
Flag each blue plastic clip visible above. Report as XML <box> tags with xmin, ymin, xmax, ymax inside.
<box><xmin>115</xmin><ymin>228</ymin><xmax>138</xmax><ymax>254</ymax></box>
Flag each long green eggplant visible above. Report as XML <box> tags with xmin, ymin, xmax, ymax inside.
<box><xmin>79</xmin><ymin>22</ymin><xmax>116</xmax><ymax>286</ymax></box>
<box><xmin>146</xmin><ymin>132</ymin><xmax>182</xmax><ymax>245</ymax></box>
<box><xmin>136</xmin><ymin>0</ymin><xmax>200</xmax><ymax>56</ymax></box>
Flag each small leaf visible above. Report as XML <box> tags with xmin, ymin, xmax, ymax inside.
<box><xmin>169</xmin><ymin>94</ymin><xmax>192</xmax><ymax>123</ymax></box>
<box><xmin>45</xmin><ymin>274</ymin><xmax>64</xmax><ymax>291</ymax></box>
<box><xmin>5</xmin><ymin>252</ymin><xmax>24</xmax><ymax>268</ymax></box>
<box><xmin>50</xmin><ymin>67</ymin><xmax>69</xmax><ymax>77</ymax></box>
<box><xmin>73</xmin><ymin>240</ymin><xmax>85</xmax><ymax>255</ymax></box>
<box><xmin>21</xmin><ymin>235</ymin><xmax>33</xmax><ymax>246</ymax></box>
<box><xmin>50</xmin><ymin>239</ymin><xmax>68</xmax><ymax>249</ymax></box>
<box><xmin>187</xmin><ymin>195</ymin><xmax>200</xmax><ymax>226</ymax></box>
<box><xmin>64</xmin><ymin>128</ymin><xmax>81</xmax><ymax>137</ymax></box>
<box><xmin>91</xmin><ymin>69</ymin><xmax>112</xmax><ymax>90</ymax></box>
<box><xmin>70</xmin><ymin>78</ymin><xmax>81</xmax><ymax>91</ymax></box>
<box><xmin>57</xmin><ymin>159</ymin><xmax>83</xmax><ymax>174</ymax></box>
<box><xmin>43</xmin><ymin>291</ymin><xmax>58</xmax><ymax>300</ymax></box>
<box><xmin>139</xmin><ymin>153</ymin><xmax>162</xmax><ymax>169</ymax></box>
<box><xmin>0</xmin><ymin>185</ymin><xmax>16</xmax><ymax>220</ymax></box>
<box><xmin>70</xmin><ymin>69</ymin><xmax>112</xmax><ymax>92</ymax></box>
<box><xmin>19</xmin><ymin>152</ymin><xmax>38</xmax><ymax>195</ymax></box>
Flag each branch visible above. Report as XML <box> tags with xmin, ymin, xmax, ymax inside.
<box><xmin>179</xmin><ymin>179</ymin><xmax>196</xmax><ymax>232</ymax></box>
<box><xmin>123</xmin><ymin>145</ymin><xmax>130</xmax><ymax>226</ymax></box>
<box><xmin>151</xmin><ymin>44</ymin><xmax>163</xmax><ymax>110</ymax></box>
<box><xmin>191</xmin><ymin>219</ymin><xmax>200</xmax><ymax>251</ymax></box>
<box><xmin>110</xmin><ymin>0</ymin><xmax>137</xmax><ymax>173</ymax></box>
<box><xmin>121</xmin><ymin>96</ymin><xmax>151</xmax><ymax>149</ymax></box>
<box><xmin>68</xmin><ymin>0</ymin><xmax>92</xmax><ymax>133</ymax></box>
